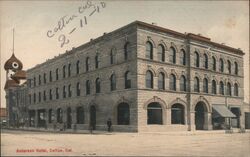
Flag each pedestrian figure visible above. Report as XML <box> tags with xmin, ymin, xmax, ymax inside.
<box><xmin>107</xmin><ymin>118</ymin><xmax>112</xmax><ymax>132</ymax></box>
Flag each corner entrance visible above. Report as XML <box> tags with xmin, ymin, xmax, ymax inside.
<box><xmin>67</xmin><ymin>107</ymin><xmax>72</xmax><ymax>129</ymax></box>
<box><xmin>195</xmin><ymin>102</ymin><xmax>207</xmax><ymax>130</ymax></box>
<box><xmin>90</xmin><ymin>106</ymin><xmax>96</xmax><ymax>130</ymax></box>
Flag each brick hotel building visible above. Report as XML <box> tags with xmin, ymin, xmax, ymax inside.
<box><xmin>4</xmin><ymin>21</ymin><xmax>247</xmax><ymax>132</ymax></box>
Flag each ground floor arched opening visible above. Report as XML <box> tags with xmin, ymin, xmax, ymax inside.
<box><xmin>171</xmin><ymin>103</ymin><xmax>185</xmax><ymax>124</ymax></box>
<box><xmin>147</xmin><ymin>102</ymin><xmax>163</xmax><ymax>125</ymax></box>
<box><xmin>195</xmin><ymin>102</ymin><xmax>207</xmax><ymax>130</ymax></box>
<box><xmin>117</xmin><ymin>103</ymin><xmax>130</xmax><ymax>125</ymax></box>
<box><xmin>67</xmin><ymin>107</ymin><xmax>72</xmax><ymax>129</ymax></box>
<box><xmin>90</xmin><ymin>106</ymin><xmax>96</xmax><ymax>130</ymax></box>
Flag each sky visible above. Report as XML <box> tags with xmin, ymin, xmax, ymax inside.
<box><xmin>0</xmin><ymin>0</ymin><xmax>249</xmax><ymax>108</ymax></box>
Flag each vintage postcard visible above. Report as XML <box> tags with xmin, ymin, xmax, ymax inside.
<box><xmin>0</xmin><ymin>0</ymin><xmax>249</xmax><ymax>156</ymax></box>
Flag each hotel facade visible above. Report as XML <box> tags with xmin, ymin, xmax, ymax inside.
<box><xmin>4</xmin><ymin>21</ymin><xmax>246</xmax><ymax>132</ymax></box>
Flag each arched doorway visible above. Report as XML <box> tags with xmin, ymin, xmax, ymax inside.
<box><xmin>90</xmin><ymin>106</ymin><xmax>96</xmax><ymax>130</ymax></box>
<box><xmin>195</xmin><ymin>102</ymin><xmax>207</xmax><ymax>130</ymax></box>
<box><xmin>171</xmin><ymin>104</ymin><xmax>185</xmax><ymax>124</ymax></box>
<box><xmin>117</xmin><ymin>103</ymin><xmax>130</xmax><ymax>125</ymax></box>
<box><xmin>147</xmin><ymin>102</ymin><xmax>163</xmax><ymax>124</ymax></box>
<box><xmin>67</xmin><ymin>107</ymin><xmax>72</xmax><ymax>129</ymax></box>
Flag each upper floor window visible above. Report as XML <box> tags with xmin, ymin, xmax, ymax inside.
<box><xmin>227</xmin><ymin>82</ymin><xmax>231</xmax><ymax>96</ymax></box>
<box><xmin>43</xmin><ymin>90</ymin><xmax>46</xmax><ymax>101</ymax></box>
<box><xmin>204</xmin><ymin>54</ymin><xmax>208</xmax><ymax>69</ymax></box>
<box><xmin>33</xmin><ymin>93</ymin><xmax>36</xmax><ymax>103</ymax></box>
<box><xmin>227</xmin><ymin>60</ymin><xmax>231</xmax><ymax>74</ymax></box>
<box><xmin>146</xmin><ymin>41</ymin><xmax>153</xmax><ymax>59</ymax></box>
<box><xmin>212</xmin><ymin>80</ymin><xmax>217</xmax><ymax>94</ymax></box>
<box><xmin>194</xmin><ymin>51</ymin><xmax>199</xmax><ymax>67</ymax></box>
<box><xmin>43</xmin><ymin>73</ymin><xmax>47</xmax><ymax>84</ymax></box>
<box><xmin>110</xmin><ymin>74</ymin><xmax>116</xmax><ymax>91</ymax></box>
<box><xmin>56</xmin><ymin>68</ymin><xmax>59</xmax><ymax>80</ymax></box>
<box><xmin>212</xmin><ymin>56</ymin><xmax>216</xmax><ymax>71</ymax></box>
<box><xmin>180</xmin><ymin>49</ymin><xmax>186</xmax><ymax>65</ymax></box>
<box><xmin>180</xmin><ymin>75</ymin><xmax>186</xmax><ymax>92</ymax></box>
<box><xmin>38</xmin><ymin>92</ymin><xmax>41</xmax><ymax>102</ymax></box>
<box><xmin>38</xmin><ymin>75</ymin><xmax>41</xmax><ymax>85</ymax></box>
<box><xmin>86</xmin><ymin>80</ymin><xmax>90</xmax><ymax>95</ymax></box>
<box><xmin>110</xmin><ymin>48</ymin><xmax>116</xmax><ymax>64</ymax></box>
<box><xmin>49</xmin><ymin>71</ymin><xmax>52</xmax><ymax>82</ymax></box>
<box><xmin>95</xmin><ymin>55</ymin><xmax>99</xmax><ymax>69</ymax></box>
<box><xmin>63</xmin><ymin>85</ymin><xmax>66</xmax><ymax>98</ymax></box>
<box><xmin>158</xmin><ymin>44</ymin><xmax>165</xmax><ymax>62</ymax></box>
<box><xmin>234</xmin><ymin>62</ymin><xmax>238</xmax><ymax>75</ymax></box>
<box><xmin>234</xmin><ymin>83</ymin><xmax>239</xmax><ymax>96</ymax></box>
<box><xmin>86</xmin><ymin>57</ymin><xmax>90</xmax><ymax>72</ymax></box>
<box><xmin>76</xmin><ymin>82</ymin><xmax>80</xmax><ymax>96</ymax></box>
<box><xmin>158</xmin><ymin>72</ymin><xmax>165</xmax><ymax>90</ymax></box>
<box><xmin>203</xmin><ymin>78</ymin><xmax>208</xmax><ymax>93</ymax></box>
<box><xmin>169</xmin><ymin>47</ymin><xmax>176</xmax><ymax>64</ymax></box>
<box><xmin>124</xmin><ymin>42</ymin><xmax>131</xmax><ymax>60</ymax></box>
<box><xmin>29</xmin><ymin>94</ymin><xmax>31</xmax><ymax>104</ymax></box>
<box><xmin>49</xmin><ymin>89</ymin><xmax>52</xmax><ymax>100</ymax></box>
<box><xmin>125</xmin><ymin>71</ymin><xmax>131</xmax><ymax>89</ymax></box>
<box><xmin>56</xmin><ymin>87</ymin><xmax>59</xmax><ymax>99</ymax></box>
<box><xmin>68</xmin><ymin>84</ymin><xmax>72</xmax><ymax>97</ymax></box>
<box><xmin>68</xmin><ymin>64</ymin><xmax>71</xmax><ymax>77</ymax></box>
<box><xmin>34</xmin><ymin>77</ymin><xmax>36</xmax><ymax>87</ymax></box>
<box><xmin>146</xmin><ymin>71</ymin><xmax>153</xmax><ymax>89</ymax></box>
<box><xmin>219</xmin><ymin>58</ymin><xmax>224</xmax><ymax>72</ymax></box>
<box><xmin>194</xmin><ymin>77</ymin><xmax>200</xmax><ymax>92</ymax></box>
<box><xmin>76</xmin><ymin>60</ymin><xmax>80</xmax><ymax>74</ymax></box>
<box><xmin>96</xmin><ymin>78</ymin><xmax>101</xmax><ymax>93</ymax></box>
<box><xmin>63</xmin><ymin>65</ymin><xmax>66</xmax><ymax>78</ymax></box>
<box><xmin>169</xmin><ymin>74</ymin><xmax>176</xmax><ymax>91</ymax></box>
<box><xmin>219</xmin><ymin>81</ymin><xmax>224</xmax><ymax>95</ymax></box>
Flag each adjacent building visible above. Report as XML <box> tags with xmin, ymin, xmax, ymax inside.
<box><xmin>4</xmin><ymin>21</ymin><xmax>246</xmax><ymax>132</ymax></box>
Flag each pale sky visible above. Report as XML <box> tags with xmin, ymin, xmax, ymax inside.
<box><xmin>0</xmin><ymin>1</ymin><xmax>249</xmax><ymax>108</ymax></box>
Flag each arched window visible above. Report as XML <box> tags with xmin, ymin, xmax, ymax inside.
<box><xmin>180</xmin><ymin>75</ymin><xmax>186</xmax><ymax>91</ymax></box>
<box><xmin>86</xmin><ymin>57</ymin><xmax>90</xmax><ymax>72</ymax></box>
<box><xmin>68</xmin><ymin>84</ymin><xmax>71</xmax><ymax>97</ymax></box>
<box><xmin>63</xmin><ymin>85</ymin><xmax>66</xmax><ymax>98</ymax></box>
<box><xmin>171</xmin><ymin>104</ymin><xmax>184</xmax><ymax>124</ymax></box>
<box><xmin>124</xmin><ymin>42</ymin><xmax>131</xmax><ymax>60</ymax></box>
<box><xmin>39</xmin><ymin>75</ymin><xmax>41</xmax><ymax>85</ymax></box>
<box><xmin>63</xmin><ymin>65</ymin><xmax>66</xmax><ymax>78</ymax></box>
<box><xmin>158</xmin><ymin>72</ymin><xmax>165</xmax><ymax>90</ymax></box>
<box><xmin>158</xmin><ymin>44</ymin><xmax>165</xmax><ymax>62</ymax></box>
<box><xmin>110</xmin><ymin>74</ymin><xmax>116</xmax><ymax>91</ymax></box>
<box><xmin>43</xmin><ymin>90</ymin><xmax>46</xmax><ymax>101</ymax></box>
<box><xmin>76</xmin><ymin>60</ymin><xmax>80</xmax><ymax>74</ymax></box>
<box><xmin>95</xmin><ymin>55</ymin><xmax>99</xmax><ymax>69</ymax></box>
<box><xmin>68</xmin><ymin>63</ymin><xmax>71</xmax><ymax>77</ymax></box>
<box><xmin>146</xmin><ymin>41</ymin><xmax>153</xmax><ymax>59</ymax></box>
<box><xmin>56</xmin><ymin>87</ymin><xmax>59</xmax><ymax>99</ymax></box>
<box><xmin>219</xmin><ymin>58</ymin><xmax>224</xmax><ymax>72</ymax></box>
<box><xmin>146</xmin><ymin>71</ymin><xmax>153</xmax><ymax>88</ymax></box>
<box><xmin>56</xmin><ymin>68</ymin><xmax>59</xmax><ymax>80</ymax></box>
<box><xmin>204</xmin><ymin>54</ymin><xmax>208</xmax><ymax>69</ymax></box>
<box><xmin>76</xmin><ymin>107</ymin><xmax>84</xmax><ymax>124</ymax></box>
<box><xmin>219</xmin><ymin>81</ymin><xmax>224</xmax><ymax>95</ymax></box>
<box><xmin>110</xmin><ymin>48</ymin><xmax>116</xmax><ymax>64</ymax></box>
<box><xmin>125</xmin><ymin>71</ymin><xmax>131</xmax><ymax>89</ymax></box>
<box><xmin>212</xmin><ymin>56</ymin><xmax>216</xmax><ymax>71</ymax></box>
<box><xmin>48</xmin><ymin>109</ymin><xmax>53</xmax><ymax>123</ymax></box>
<box><xmin>212</xmin><ymin>80</ymin><xmax>217</xmax><ymax>94</ymax></box>
<box><xmin>203</xmin><ymin>78</ymin><xmax>208</xmax><ymax>93</ymax></box>
<box><xmin>227</xmin><ymin>82</ymin><xmax>231</xmax><ymax>96</ymax></box>
<box><xmin>169</xmin><ymin>74</ymin><xmax>176</xmax><ymax>91</ymax></box>
<box><xmin>194</xmin><ymin>51</ymin><xmax>199</xmax><ymax>67</ymax></box>
<box><xmin>117</xmin><ymin>103</ymin><xmax>130</xmax><ymax>125</ymax></box>
<box><xmin>227</xmin><ymin>60</ymin><xmax>231</xmax><ymax>74</ymax></box>
<box><xmin>194</xmin><ymin>77</ymin><xmax>200</xmax><ymax>92</ymax></box>
<box><xmin>57</xmin><ymin>108</ymin><xmax>63</xmax><ymax>123</ymax></box>
<box><xmin>180</xmin><ymin>49</ymin><xmax>186</xmax><ymax>65</ymax></box>
<box><xmin>234</xmin><ymin>83</ymin><xmax>239</xmax><ymax>96</ymax></box>
<box><xmin>49</xmin><ymin>89</ymin><xmax>52</xmax><ymax>100</ymax></box>
<box><xmin>38</xmin><ymin>92</ymin><xmax>41</xmax><ymax>102</ymax></box>
<box><xmin>76</xmin><ymin>82</ymin><xmax>80</xmax><ymax>96</ymax></box>
<box><xmin>33</xmin><ymin>93</ymin><xmax>36</xmax><ymax>103</ymax></box>
<box><xmin>234</xmin><ymin>62</ymin><xmax>238</xmax><ymax>75</ymax></box>
<box><xmin>169</xmin><ymin>47</ymin><xmax>176</xmax><ymax>64</ymax></box>
<box><xmin>49</xmin><ymin>71</ymin><xmax>52</xmax><ymax>82</ymax></box>
<box><xmin>95</xmin><ymin>78</ymin><xmax>101</xmax><ymax>93</ymax></box>
<box><xmin>86</xmin><ymin>80</ymin><xmax>90</xmax><ymax>95</ymax></box>
<box><xmin>43</xmin><ymin>73</ymin><xmax>47</xmax><ymax>84</ymax></box>
<box><xmin>147</xmin><ymin>103</ymin><xmax>162</xmax><ymax>124</ymax></box>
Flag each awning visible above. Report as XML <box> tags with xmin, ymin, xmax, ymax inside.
<box><xmin>212</xmin><ymin>105</ymin><xmax>236</xmax><ymax>118</ymax></box>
